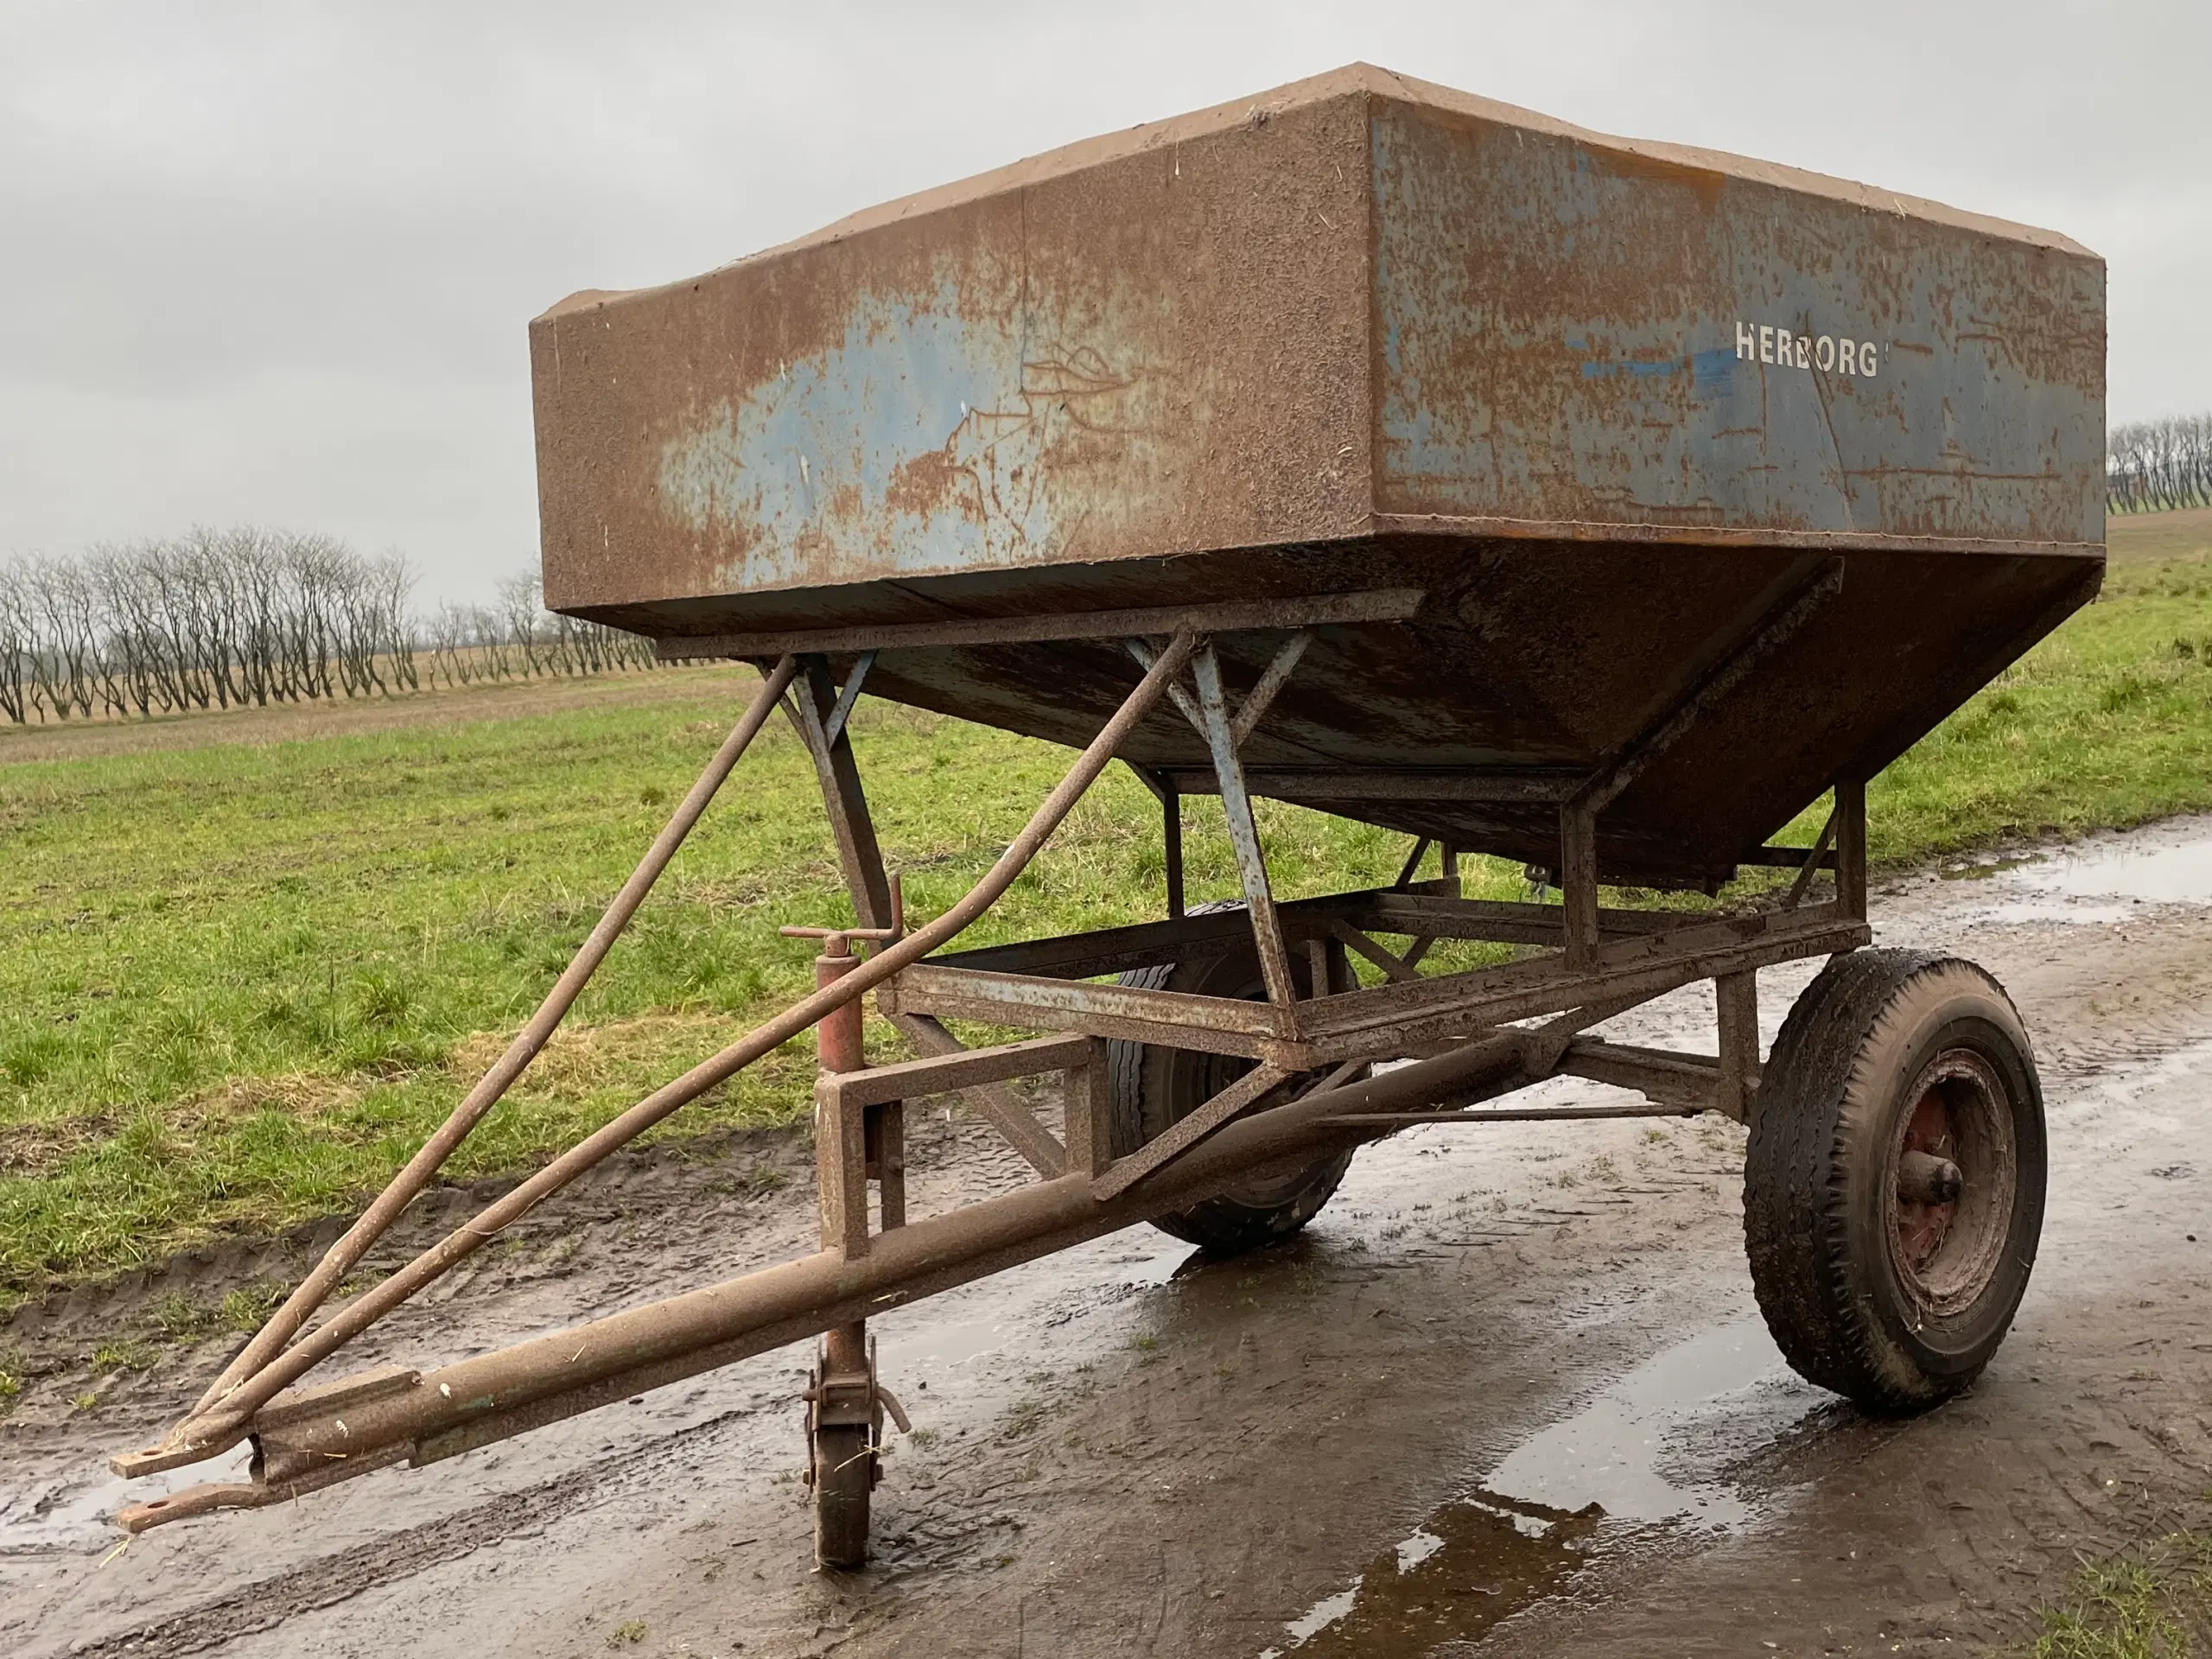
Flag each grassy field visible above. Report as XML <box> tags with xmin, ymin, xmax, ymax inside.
<box><xmin>3</xmin><ymin>507</ymin><xmax>2210</xmax><ymax>1304</ymax></box>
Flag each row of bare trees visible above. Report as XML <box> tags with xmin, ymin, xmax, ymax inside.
<box><xmin>423</xmin><ymin>575</ymin><xmax>657</xmax><ymax>690</ymax></box>
<box><xmin>2110</xmin><ymin>413</ymin><xmax>2212</xmax><ymax>513</ymax></box>
<box><xmin>0</xmin><ymin>527</ymin><xmax>655</xmax><ymax>726</ymax></box>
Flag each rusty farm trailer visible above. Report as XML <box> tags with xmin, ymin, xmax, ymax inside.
<box><xmin>115</xmin><ymin>65</ymin><xmax>2105</xmax><ymax>1567</ymax></box>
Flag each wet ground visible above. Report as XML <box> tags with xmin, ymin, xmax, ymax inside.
<box><xmin>4</xmin><ymin>817</ymin><xmax>2211</xmax><ymax>1656</ymax></box>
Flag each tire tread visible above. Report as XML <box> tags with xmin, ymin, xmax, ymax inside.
<box><xmin>1107</xmin><ymin>907</ymin><xmax>1350</xmax><ymax>1255</ymax></box>
<box><xmin>1745</xmin><ymin>948</ymin><xmax>2039</xmax><ymax>1414</ymax></box>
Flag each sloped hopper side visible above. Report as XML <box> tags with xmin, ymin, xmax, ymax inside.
<box><xmin>528</xmin><ymin>65</ymin><xmax>2104</xmax><ymax>888</ymax></box>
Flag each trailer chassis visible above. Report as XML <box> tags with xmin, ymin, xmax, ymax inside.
<box><xmin>112</xmin><ymin>594</ymin><xmax>1870</xmax><ymax>1560</ymax></box>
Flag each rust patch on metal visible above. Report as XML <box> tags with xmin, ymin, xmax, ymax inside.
<box><xmin>1582</xmin><ymin>141</ymin><xmax>1730</xmax><ymax>209</ymax></box>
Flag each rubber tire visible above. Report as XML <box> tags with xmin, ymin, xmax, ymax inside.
<box><xmin>1109</xmin><ymin>903</ymin><xmax>1354</xmax><ymax>1256</ymax></box>
<box><xmin>813</xmin><ymin>1423</ymin><xmax>872</xmax><ymax>1568</ymax></box>
<box><xmin>1744</xmin><ymin>948</ymin><xmax>2046</xmax><ymax>1414</ymax></box>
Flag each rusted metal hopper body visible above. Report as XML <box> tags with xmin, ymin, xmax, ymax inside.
<box><xmin>530</xmin><ymin>65</ymin><xmax>2104</xmax><ymax>887</ymax></box>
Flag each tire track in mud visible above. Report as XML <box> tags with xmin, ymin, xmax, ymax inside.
<box><xmin>68</xmin><ymin>1403</ymin><xmax>774</xmax><ymax>1657</ymax></box>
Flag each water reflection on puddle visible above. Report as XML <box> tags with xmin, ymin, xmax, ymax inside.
<box><xmin>1961</xmin><ymin>828</ymin><xmax>2212</xmax><ymax>926</ymax></box>
<box><xmin>0</xmin><ymin>1441</ymin><xmax>254</xmax><ymax>1554</ymax></box>
<box><xmin>1262</xmin><ymin>1491</ymin><xmax>1602</xmax><ymax>1657</ymax></box>
<box><xmin>2019</xmin><ymin>836</ymin><xmax>2212</xmax><ymax>905</ymax></box>
<box><xmin>1261</xmin><ymin>1320</ymin><xmax>1817</xmax><ymax>1656</ymax></box>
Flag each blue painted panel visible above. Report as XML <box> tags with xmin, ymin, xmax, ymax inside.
<box><xmin>1370</xmin><ymin>103</ymin><xmax>2105</xmax><ymax>545</ymax></box>
<box><xmin>656</xmin><ymin>271</ymin><xmax>1065</xmax><ymax>588</ymax></box>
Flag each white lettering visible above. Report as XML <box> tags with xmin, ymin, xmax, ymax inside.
<box><xmin>1729</xmin><ymin>321</ymin><xmax>1885</xmax><ymax>378</ymax></box>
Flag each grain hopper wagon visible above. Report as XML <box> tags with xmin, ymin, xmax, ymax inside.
<box><xmin>114</xmin><ymin>65</ymin><xmax>2105</xmax><ymax>1568</ymax></box>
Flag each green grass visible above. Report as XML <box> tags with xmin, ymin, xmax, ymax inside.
<box><xmin>0</xmin><ymin>671</ymin><xmax>1462</xmax><ymax>1297</ymax></box>
<box><xmin>3</xmin><ymin>512</ymin><xmax>2211</xmax><ymax>1303</ymax></box>
<box><xmin>2031</xmin><ymin>1532</ymin><xmax>2212</xmax><ymax>1657</ymax></box>
<box><xmin>1866</xmin><ymin>543</ymin><xmax>2212</xmax><ymax>861</ymax></box>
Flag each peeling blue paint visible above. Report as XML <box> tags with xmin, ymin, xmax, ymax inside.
<box><xmin>1580</xmin><ymin>356</ymin><xmax>1686</xmax><ymax>380</ymax></box>
<box><xmin>1689</xmin><ymin>347</ymin><xmax>1738</xmax><ymax>401</ymax></box>
<box><xmin>658</xmin><ymin>276</ymin><xmax>1052</xmax><ymax>588</ymax></box>
<box><xmin>655</xmin><ymin>270</ymin><xmax>1185</xmax><ymax>588</ymax></box>
<box><xmin>1370</xmin><ymin>103</ymin><xmax>2102</xmax><ymax>541</ymax></box>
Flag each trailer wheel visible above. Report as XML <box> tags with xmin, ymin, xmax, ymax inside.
<box><xmin>1744</xmin><ymin>948</ymin><xmax>2045</xmax><ymax>1414</ymax></box>
<box><xmin>811</xmin><ymin>1422</ymin><xmax>872</xmax><ymax>1568</ymax></box>
<box><xmin>1110</xmin><ymin>906</ymin><xmax>1356</xmax><ymax>1255</ymax></box>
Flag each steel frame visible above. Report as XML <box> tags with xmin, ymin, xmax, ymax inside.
<box><xmin>111</xmin><ymin>601</ymin><xmax>1872</xmax><ymax>1546</ymax></box>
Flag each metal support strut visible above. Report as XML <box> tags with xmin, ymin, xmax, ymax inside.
<box><xmin>116</xmin><ymin>630</ymin><xmax>1200</xmax><ymax>1505</ymax></box>
<box><xmin>782</xmin><ymin>918</ymin><xmax>910</xmax><ymax>1567</ymax></box>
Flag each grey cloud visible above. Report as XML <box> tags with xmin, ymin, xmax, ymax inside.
<box><xmin>3</xmin><ymin>0</ymin><xmax>2205</xmax><ymax>602</ymax></box>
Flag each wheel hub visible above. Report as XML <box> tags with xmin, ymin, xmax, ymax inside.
<box><xmin>1886</xmin><ymin>1049</ymin><xmax>2016</xmax><ymax>1314</ymax></box>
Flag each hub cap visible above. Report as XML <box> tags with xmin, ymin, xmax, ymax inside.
<box><xmin>1886</xmin><ymin>1049</ymin><xmax>2016</xmax><ymax>1315</ymax></box>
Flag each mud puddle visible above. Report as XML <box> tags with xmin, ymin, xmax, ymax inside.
<box><xmin>1265</xmin><ymin>1495</ymin><xmax>1600</xmax><ymax>1656</ymax></box>
<box><xmin>1261</xmin><ymin>1320</ymin><xmax>1815</xmax><ymax>1656</ymax></box>
<box><xmin>1938</xmin><ymin>815</ymin><xmax>2212</xmax><ymax>925</ymax></box>
<box><xmin>2025</xmin><ymin>836</ymin><xmax>2212</xmax><ymax>902</ymax></box>
<box><xmin>0</xmin><ymin>1443</ymin><xmax>254</xmax><ymax>1556</ymax></box>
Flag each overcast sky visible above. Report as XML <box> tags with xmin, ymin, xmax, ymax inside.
<box><xmin>3</xmin><ymin>0</ymin><xmax>2205</xmax><ymax>604</ymax></box>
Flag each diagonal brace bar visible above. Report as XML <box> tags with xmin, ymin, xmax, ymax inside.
<box><xmin>821</xmin><ymin>650</ymin><xmax>876</xmax><ymax>747</ymax></box>
<box><xmin>1191</xmin><ymin>645</ymin><xmax>1300</xmax><ymax>1018</ymax></box>
<box><xmin>188</xmin><ymin>654</ymin><xmax>802</xmax><ymax>1423</ymax></box>
<box><xmin>1328</xmin><ymin>919</ymin><xmax>1422</xmax><ymax>984</ymax></box>
<box><xmin>1090</xmin><ymin>1063</ymin><xmax>1293</xmax><ymax>1201</ymax></box>
<box><xmin>889</xmin><ymin>1014</ymin><xmax>1067</xmax><ymax>1178</ymax></box>
<box><xmin>1782</xmin><ymin>805</ymin><xmax>1840</xmax><ymax>910</ymax></box>
<box><xmin>137</xmin><ymin>632</ymin><xmax>1200</xmax><ymax>1469</ymax></box>
<box><xmin>1123</xmin><ymin>637</ymin><xmax>1207</xmax><ymax>739</ymax></box>
<box><xmin>788</xmin><ymin>657</ymin><xmax>894</xmax><ymax>930</ymax></box>
<box><xmin>1574</xmin><ymin>558</ymin><xmax>1844</xmax><ymax>818</ymax></box>
<box><xmin>1394</xmin><ymin>836</ymin><xmax>1433</xmax><ymax>889</ymax></box>
<box><xmin>1228</xmin><ymin>631</ymin><xmax>1312</xmax><ymax>747</ymax></box>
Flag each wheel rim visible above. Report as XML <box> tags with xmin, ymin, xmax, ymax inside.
<box><xmin>1885</xmin><ymin>1047</ymin><xmax>2017</xmax><ymax>1315</ymax></box>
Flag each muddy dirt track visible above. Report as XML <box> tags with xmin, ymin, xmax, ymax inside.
<box><xmin>5</xmin><ymin>821</ymin><xmax>2212</xmax><ymax>1658</ymax></box>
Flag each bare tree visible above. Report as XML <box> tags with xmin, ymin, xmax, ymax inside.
<box><xmin>497</xmin><ymin>575</ymin><xmax>545</xmax><ymax>677</ymax></box>
<box><xmin>87</xmin><ymin>546</ymin><xmax>162</xmax><ymax>716</ymax></box>
<box><xmin>378</xmin><ymin>556</ymin><xmax>421</xmax><ymax>692</ymax></box>
<box><xmin>2110</xmin><ymin>411</ymin><xmax>2212</xmax><ymax>513</ymax></box>
<box><xmin>28</xmin><ymin>561</ymin><xmax>100</xmax><ymax>719</ymax></box>
<box><xmin>226</xmin><ymin>526</ymin><xmax>289</xmax><ymax>706</ymax></box>
<box><xmin>0</xmin><ymin>567</ymin><xmax>35</xmax><ymax>725</ymax></box>
<box><xmin>0</xmin><ymin>529</ymin><xmax>655</xmax><ymax>726</ymax></box>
